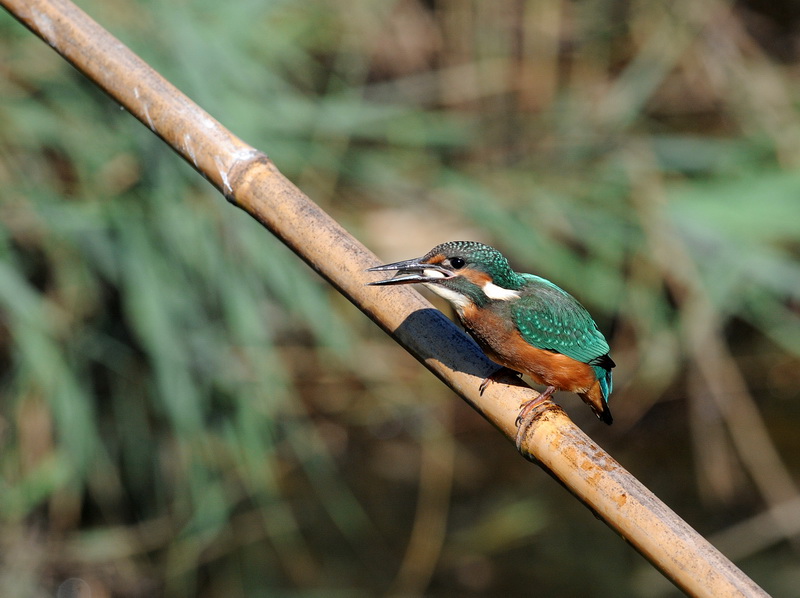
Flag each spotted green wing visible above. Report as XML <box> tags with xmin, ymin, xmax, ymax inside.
<box><xmin>510</xmin><ymin>275</ymin><xmax>611</xmax><ymax>366</ymax></box>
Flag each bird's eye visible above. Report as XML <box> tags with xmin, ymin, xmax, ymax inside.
<box><xmin>449</xmin><ymin>257</ymin><xmax>466</xmax><ymax>269</ymax></box>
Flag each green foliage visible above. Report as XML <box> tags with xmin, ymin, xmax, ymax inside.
<box><xmin>1</xmin><ymin>1</ymin><xmax>799</xmax><ymax>596</ymax></box>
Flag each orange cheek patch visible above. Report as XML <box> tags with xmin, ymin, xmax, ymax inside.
<box><xmin>463</xmin><ymin>270</ymin><xmax>492</xmax><ymax>286</ymax></box>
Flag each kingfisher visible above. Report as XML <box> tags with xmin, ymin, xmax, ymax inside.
<box><xmin>368</xmin><ymin>241</ymin><xmax>614</xmax><ymax>435</ymax></box>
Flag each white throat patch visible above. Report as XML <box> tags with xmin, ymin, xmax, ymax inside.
<box><xmin>482</xmin><ymin>281</ymin><xmax>520</xmax><ymax>301</ymax></box>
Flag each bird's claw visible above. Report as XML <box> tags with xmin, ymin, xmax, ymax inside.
<box><xmin>515</xmin><ymin>420</ymin><xmax>532</xmax><ymax>453</ymax></box>
<box><xmin>514</xmin><ymin>397</ymin><xmax>543</xmax><ymax>451</ymax></box>
<box><xmin>513</xmin><ymin>386</ymin><xmax>557</xmax><ymax>453</ymax></box>
<box><xmin>479</xmin><ymin>367</ymin><xmax>521</xmax><ymax>396</ymax></box>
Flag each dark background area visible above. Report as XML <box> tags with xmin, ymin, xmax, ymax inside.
<box><xmin>1</xmin><ymin>0</ymin><xmax>799</xmax><ymax>596</ymax></box>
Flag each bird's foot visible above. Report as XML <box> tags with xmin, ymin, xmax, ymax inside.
<box><xmin>514</xmin><ymin>386</ymin><xmax>557</xmax><ymax>452</ymax></box>
<box><xmin>479</xmin><ymin>367</ymin><xmax>522</xmax><ymax>396</ymax></box>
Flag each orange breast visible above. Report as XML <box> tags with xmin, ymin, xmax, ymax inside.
<box><xmin>460</xmin><ymin>304</ymin><xmax>597</xmax><ymax>394</ymax></box>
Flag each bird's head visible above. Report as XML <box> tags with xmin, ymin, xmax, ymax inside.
<box><xmin>368</xmin><ymin>241</ymin><xmax>525</xmax><ymax>311</ymax></box>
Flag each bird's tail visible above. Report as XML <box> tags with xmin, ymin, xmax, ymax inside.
<box><xmin>580</xmin><ymin>366</ymin><xmax>613</xmax><ymax>425</ymax></box>
<box><xmin>595</xmin><ymin>365</ymin><xmax>613</xmax><ymax>401</ymax></box>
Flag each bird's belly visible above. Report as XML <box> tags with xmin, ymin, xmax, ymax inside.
<box><xmin>461</xmin><ymin>306</ymin><xmax>597</xmax><ymax>393</ymax></box>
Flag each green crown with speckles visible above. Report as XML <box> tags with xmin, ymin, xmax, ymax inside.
<box><xmin>424</xmin><ymin>241</ymin><xmax>525</xmax><ymax>290</ymax></box>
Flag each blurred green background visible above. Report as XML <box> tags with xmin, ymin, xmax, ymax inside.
<box><xmin>1</xmin><ymin>0</ymin><xmax>800</xmax><ymax>596</ymax></box>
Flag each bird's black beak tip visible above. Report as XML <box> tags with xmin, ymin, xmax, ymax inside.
<box><xmin>367</xmin><ymin>256</ymin><xmax>454</xmax><ymax>286</ymax></box>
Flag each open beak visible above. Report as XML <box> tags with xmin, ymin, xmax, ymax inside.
<box><xmin>367</xmin><ymin>257</ymin><xmax>454</xmax><ymax>286</ymax></box>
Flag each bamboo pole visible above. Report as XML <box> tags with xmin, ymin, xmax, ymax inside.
<box><xmin>2</xmin><ymin>1</ymin><xmax>770</xmax><ymax>596</ymax></box>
